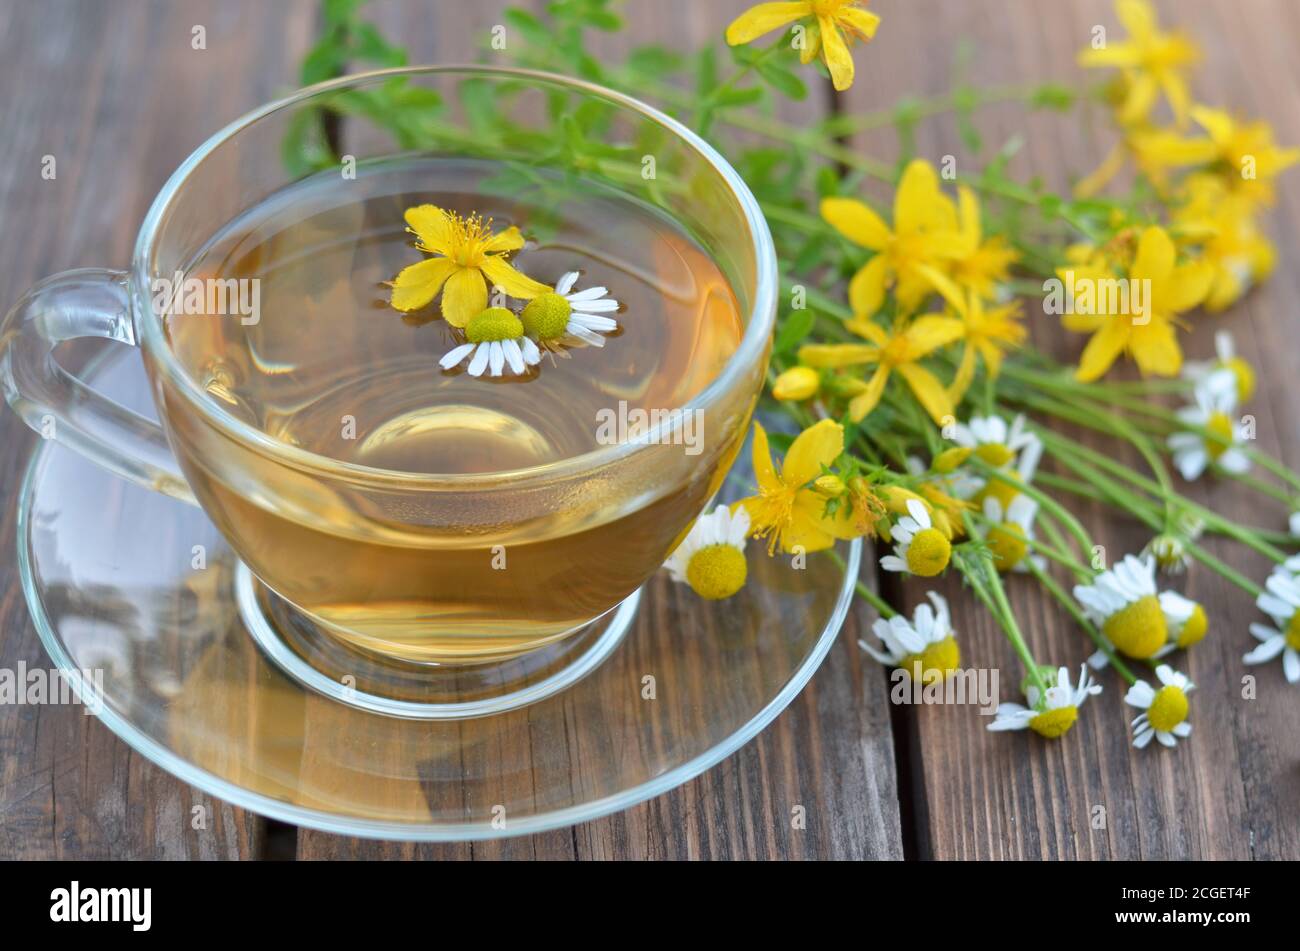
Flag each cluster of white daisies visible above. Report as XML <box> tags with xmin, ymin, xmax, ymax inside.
<box><xmin>440</xmin><ymin>271</ymin><xmax>620</xmax><ymax>378</ymax></box>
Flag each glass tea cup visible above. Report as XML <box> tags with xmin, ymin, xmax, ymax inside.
<box><xmin>1</xmin><ymin>66</ymin><xmax>776</xmax><ymax>666</ymax></box>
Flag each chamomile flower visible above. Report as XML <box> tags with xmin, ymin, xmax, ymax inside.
<box><xmin>663</xmin><ymin>505</ymin><xmax>750</xmax><ymax>600</ymax></box>
<box><xmin>1244</xmin><ymin>569</ymin><xmax>1300</xmax><ymax>683</ymax></box>
<box><xmin>982</xmin><ymin>495</ymin><xmax>1045</xmax><ymax>573</ymax></box>
<box><xmin>988</xmin><ymin>664</ymin><xmax>1102</xmax><ymax>738</ymax></box>
<box><xmin>1074</xmin><ymin>554</ymin><xmax>1166</xmax><ymax>659</ymax></box>
<box><xmin>1167</xmin><ymin>369</ymin><xmax>1250</xmax><ymax>481</ymax></box>
<box><xmin>859</xmin><ymin>592</ymin><xmax>960</xmax><ymax>683</ymax></box>
<box><xmin>1154</xmin><ymin>591</ymin><xmax>1209</xmax><ymax>655</ymax></box>
<box><xmin>1142</xmin><ymin>532</ymin><xmax>1191</xmax><ymax>574</ymax></box>
<box><xmin>521</xmin><ymin>271</ymin><xmax>620</xmax><ymax>352</ymax></box>
<box><xmin>880</xmin><ymin>498</ymin><xmax>952</xmax><ymax>578</ymax></box>
<box><xmin>1182</xmin><ymin>331</ymin><xmax>1255</xmax><ymax>403</ymax></box>
<box><xmin>1126</xmin><ymin>665</ymin><xmax>1195</xmax><ymax>749</ymax></box>
<box><xmin>1087</xmin><ymin>588</ymin><xmax>1207</xmax><ymax>668</ymax></box>
<box><xmin>439</xmin><ymin>307</ymin><xmax>541</xmax><ymax>377</ymax></box>
<box><xmin>950</xmin><ymin>413</ymin><xmax>1043</xmax><ymax>506</ymax></box>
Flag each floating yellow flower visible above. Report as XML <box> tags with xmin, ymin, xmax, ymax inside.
<box><xmin>944</xmin><ymin>289</ymin><xmax>1026</xmax><ymax>403</ymax></box>
<box><xmin>1077</xmin><ymin>0</ymin><xmax>1200</xmax><ymax>126</ymax></box>
<box><xmin>724</xmin><ymin>1</ymin><xmax>881</xmax><ymax>92</ymax></box>
<box><xmin>951</xmin><ymin>187</ymin><xmax>1019</xmax><ymax>298</ymax></box>
<box><xmin>820</xmin><ymin>160</ymin><xmax>966</xmax><ymax>318</ymax></box>
<box><xmin>390</xmin><ymin>205</ymin><xmax>550</xmax><ymax>327</ymax></box>
<box><xmin>1061</xmin><ymin>226</ymin><xmax>1212</xmax><ymax>381</ymax></box>
<box><xmin>740</xmin><ymin>419</ymin><xmax>858</xmax><ymax>554</ymax></box>
<box><xmin>798</xmin><ymin>314</ymin><xmax>964</xmax><ymax>422</ymax></box>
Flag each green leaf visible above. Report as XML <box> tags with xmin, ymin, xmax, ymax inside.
<box><xmin>1030</xmin><ymin>82</ymin><xmax>1076</xmax><ymax>111</ymax></box>
<box><xmin>756</xmin><ymin>60</ymin><xmax>807</xmax><ymax>100</ymax></box>
<box><xmin>775</xmin><ymin>308</ymin><xmax>816</xmax><ymax>355</ymax></box>
<box><xmin>714</xmin><ymin>86</ymin><xmax>765</xmax><ymax>108</ymax></box>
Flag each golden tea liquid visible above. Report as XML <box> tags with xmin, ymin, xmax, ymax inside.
<box><xmin>160</xmin><ymin>158</ymin><xmax>748</xmax><ymax>662</ymax></box>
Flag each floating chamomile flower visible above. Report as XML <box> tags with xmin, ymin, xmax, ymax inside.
<box><xmin>1074</xmin><ymin>554</ymin><xmax>1166</xmax><ymax>659</ymax></box>
<box><xmin>1126</xmin><ymin>665</ymin><xmax>1195</xmax><ymax>750</ymax></box>
<box><xmin>982</xmin><ymin>494</ymin><xmax>1045</xmax><ymax>573</ymax></box>
<box><xmin>859</xmin><ymin>592</ymin><xmax>960</xmax><ymax>683</ymax></box>
<box><xmin>1182</xmin><ymin>330</ymin><xmax>1255</xmax><ymax>404</ymax></box>
<box><xmin>663</xmin><ymin>505</ymin><xmax>750</xmax><ymax>601</ymax></box>
<box><xmin>988</xmin><ymin>664</ymin><xmax>1102</xmax><ymax>738</ymax></box>
<box><xmin>1168</xmin><ymin>369</ymin><xmax>1250</xmax><ymax>481</ymax></box>
<box><xmin>439</xmin><ymin>307</ymin><xmax>541</xmax><ymax>378</ymax></box>
<box><xmin>521</xmin><ymin>271</ymin><xmax>620</xmax><ymax>352</ymax></box>
<box><xmin>880</xmin><ymin>498</ymin><xmax>952</xmax><ymax>578</ymax></box>
<box><xmin>1244</xmin><ymin>568</ymin><xmax>1300</xmax><ymax>683</ymax></box>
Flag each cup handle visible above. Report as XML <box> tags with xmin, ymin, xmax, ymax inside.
<box><xmin>1</xmin><ymin>267</ymin><xmax>196</xmax><ymax>504</ymax></box>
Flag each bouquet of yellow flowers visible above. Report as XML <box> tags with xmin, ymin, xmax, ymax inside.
<box><xmin>297</xmin><ymin>0</ymin><xmax>1299</xmax><ymax>748</ymax></box>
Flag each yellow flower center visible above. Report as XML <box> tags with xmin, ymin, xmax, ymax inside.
<box><xmin>1222</xmin><ymin>357</ymin><xmax>1256</xmax><ymax>403</ymax></box>
<box><xmin>905</xmin><ymin>528</ymin><xmax>951</xmax><ymax>576</ymax></box>
<box><xmin>1286</xmin><ymin>612</ymin><xmax>1300</xmax><ymax>652</ymax></box>
<box><xmin>465</xmin><ymin>307</ymin><xmax>524</xmax><ymax>343</ymax></box>
<box><xmin>973</xmin><ymin>475</ymin><xmax>1020</xmax><ymax>509</ymax></box>
<box><xmin>520</xmin><ymin>293</ymin><xmax>572</xmax><ymax>341</ymax></box>
<box><xmin>685</xmin><ymin>544</ymin><xmax>748</xmax><ymax>600</ymax></box>
<box><xmin>445</xmin><ymin>212</ymin><xmax>494</xmax><ymax>267</ymax></box>
<box><xmin>1146</xmin><ymin>685</ymin><xmax>1189</xmax><ymax>733</ymax></box>
<box><xmin>1102</xmin><ymin>594</ymin><xmax>1167</xmax><ymax>658</ymax></box>
<box><xmin>1204</xmin><ymin>411</ymin><xmax>1235</xmax><ymax>460</ymax></box>
<box><xmin>901</xmin><ymin>635</ymin><xmax>960</xmax><ymax>684</ymax></box>
<box><xmin>1176</xmin><ymin>604</ymin><xmax>1208</xmax><ymax>648</ymax></box>
<box><xmin>987</xmin><ymin>522</ymin><xmax>1028</xmax><ymax>572</ymax></box>
<box><xmin>1029</xmin><ymin>705</ymin><xmax>1078</xmax><ymax>739</ymax></box>
<box><xmin>974</xmin><ymin>443</ymin><xmax>1016</xmax><ymax>467</ymax></box>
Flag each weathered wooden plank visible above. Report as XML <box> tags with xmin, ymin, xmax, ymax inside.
<box><xmin>0</xmin><ymin>0</ymin><xmax>324</xmax><ymax>859</ymax></box>
<box><xmin>844</xmin><ymin>0</ymin><xmax>1299</xmax><ymax>859</ymax></box>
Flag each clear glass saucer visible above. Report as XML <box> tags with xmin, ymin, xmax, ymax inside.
<box><xmin>16</xmin><ymin>347</ymin><xmax>861</xmax><ymax>840</ymax></box>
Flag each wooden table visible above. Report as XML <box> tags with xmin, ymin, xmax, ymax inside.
<box><xmin>1</xmin><ymin>0</ymin><xmax>1296</xmax><ymax>860</ymax></box>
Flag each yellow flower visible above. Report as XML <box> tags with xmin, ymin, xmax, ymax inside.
<box><xmin>820</xmin><ymin>159</ymin><xmax>966</xmax><ymax>318</ymax></box>
<box><xmin>1077</xmin><ymin>0</ymin><xmax>1200</xmax><ymax>127</ymax></box>
<box><xmin>1061</xmin><ymin>226</ymin><xmax>1212</xmax><ymax>381</ymax></box>
<box><xmin>389</xmin><ymin>205</ymin><xmax>550</xmax><ymax>327</ymax></box>
<box><xmin>771</xmin><ymin>365</ymin><xmax>821</xmax><ymax>401</ymax></box>
<box><xmin>740</xmin><ymin>419</ymin><xmax>858</xmax><ymax>554</ymax></box>
<box><xmin>1173</xmin><ymin>173</ymin><xmax>1276</xmax><ymax>311</ymax></box>
<box><xmin>943</xmin><ymin>289</ymin><xmax>1026</xmax><ymax>403</ymax></box>
<box><xmin>951</xmin><ymin>187</ymin><xmax>1019</xmax><ymax>298</ymax></box>
<box><xmin>1184</xmin><ymin>105</ymin><xmax>1300</xmax><ymax>208</ymax></box>
<box><xmin>799</xmin><ymin>314</ymin><xmax>964</xmax><ymax>422</ymax></box>
<box><xmin>725</xmin><ymin>0</ymin><xmax>881</xmax><ymax>92</ymax></box>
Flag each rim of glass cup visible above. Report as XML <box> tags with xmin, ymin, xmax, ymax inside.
<box><xmin>132</xmin><ymin>65</ymin><xmax>778</xmax><ymax>489</ymax></box>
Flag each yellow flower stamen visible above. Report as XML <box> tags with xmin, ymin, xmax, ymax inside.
<box><xmin>901</xmin><ymin>635</ymin><xmax>960</xmax><ymax>684</ymax></box>
<box><xmin>1029</xmin><ymin>705</ymin><xmax>1078</xmax><ymax>739</ymax></box>
<box><xmin>905</xmin><ymin>528</ymin><xmax>951</xmax><ymax>577</ymax></box>
<box><xmin>1103</xmin><ymin>594</ymin><xmax>1167</xmax><ymax>658</ymax></box>
<box><xmin>1146</xmin><ymin>684</ymin><xmax>1189</xmax><ymax>733</ymax></box>
<box><xmin>685</xmin><ymin>545</ymin><xmax>748</xmax><ymax>600</ymax></box>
